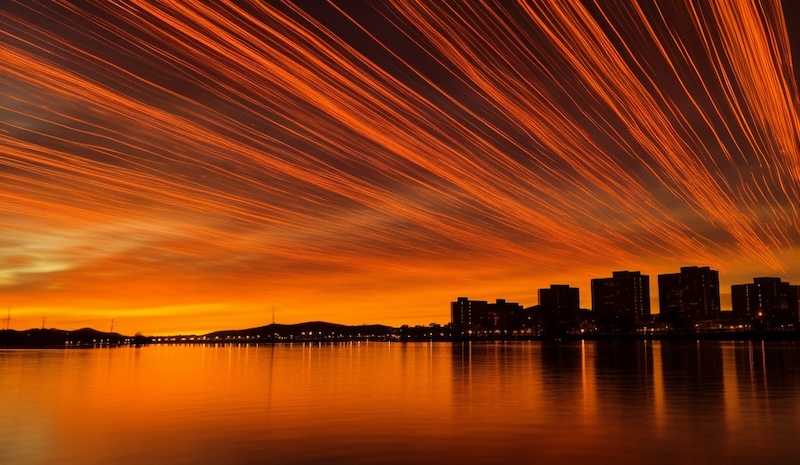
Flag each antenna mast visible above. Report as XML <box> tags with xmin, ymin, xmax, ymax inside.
<box><xmin>272</xmin><ymin>306</ymin><xmax>275</xmax><ymax>325</ymax></box>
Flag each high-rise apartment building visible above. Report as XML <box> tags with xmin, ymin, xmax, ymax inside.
<box><xmin>658</xmin><ymin>266</ymin><xmax>720</xmax><ymax>323</ymax></box>
<box><xmin>451</xmin><ymin>297</ymin><xmax>524</xmax><ymax>330</ymax></box>
<box><xmin>731</xmin><ymin>277</ymin><xmax>800</xmax><ymax>326</ymax></box>
<box><xmin>451</xmin><ymin>297</ymin><xmax>486</xmax><ymax>328</ymax></box>
<box><xmin>591</xmin><ymin>271</ymin><xmax>650</xmax><ymax>327</ymax></box>
<box><xmin>538</xmin><ymin>284</ymin><xmax>580</xmax><ymax>322</ymax></box>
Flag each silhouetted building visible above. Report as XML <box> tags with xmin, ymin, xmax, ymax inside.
<box><xmin>451</xmin><ymin>297</ymin><xmax>524</xmax><ymax>331</ymax></box>
<box><xmin>484</xmin><ymin>299</ymin><xmax>525</xmax><ymax>330</ymax></box>
<box><xmin>791</xmin><ymin>285</ymin><xmax>800</xmax><ymax>322</ymax></box>
<box><xmin>592</xmin><ymin>271</ymin><xmax>650</xmax><ymax>330</ymax></box>
<box><xmin>539</xmin><ymin>284</ymin><xmax>580</xmax><ymax>322</ymax></box>
<box><xmin>658</xmin><ymin>266</ymin><xmax>720</xmax><ymax>325</ymax></box>
<box><xmin>451</xmin><ymin>297</ymin><xmax>487</xmax><ymax>328</ymax></box>
<box><xmin>732</xmin><ymin>277</ymin><xmax>799</xmax><ymax>327</ymax></box>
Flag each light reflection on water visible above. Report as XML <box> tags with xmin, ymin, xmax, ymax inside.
<box><xmin>2</xmin><ymin>341</ymin><xmax>800</xmax><ymax>464</ymax></box>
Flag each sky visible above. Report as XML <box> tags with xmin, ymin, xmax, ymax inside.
<box><xmin>2</xmin><ymin>1</ymin><xmax>799</xmax><ymax>335</ymax></box>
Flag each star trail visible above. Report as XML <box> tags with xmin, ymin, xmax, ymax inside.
<box><xmin>2</xmin><ymin>1</ymin><xmax>798</xmax><ymax>334</ymax></box>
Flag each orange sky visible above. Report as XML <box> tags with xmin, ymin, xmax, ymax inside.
<box><xmin>2</xmin><ymin>1</ymin><xmax>799</xmax><ymax>335</ymax></box>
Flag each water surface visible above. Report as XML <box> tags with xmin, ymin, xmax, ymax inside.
<box><xmin>2</xmin><ymin>341</ymin><xmax>799</xmax><ymax>464</ymax></box>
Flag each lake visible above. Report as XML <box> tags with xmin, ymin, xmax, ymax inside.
<box><xmin>2</xmin><ymin>341</ymin><xmax>800</xmax><ymax>464</ymax></box>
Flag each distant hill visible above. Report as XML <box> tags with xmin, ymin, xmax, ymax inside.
<box><xmin>0</xmin><ymin>328</ymin><xmax>128</xmax><ymax>347</ymax></box>
<box><xmin>0</xmin><ymin>322</ymin><xmax>398</xmax><ymax>347</ymax></box>
<box><xmin>204</xmin><ymin>321</ymin><xmax>394</xmax><ymax>341</ymax></box>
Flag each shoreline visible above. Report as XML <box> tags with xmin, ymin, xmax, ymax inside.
<box><xmin>4</xmin><ymin>331</ymin><xmax>800</xmax><ymax>349</ymax></box>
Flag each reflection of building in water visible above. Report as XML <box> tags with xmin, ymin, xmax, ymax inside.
<box><xmin>593</xmin><ymin>340</ymin><xmax>658</xmax><ymax>428</ymax></box>
<box><xmin>450</xmin><ymin>297</ymin><xmax>524</xmax><ymax>332</ymax></box>
<box><xmin>540</xmin><ymin>341</ymin><xmax>584</xmax><ymax>376</ymax></box>
<box><xmin>591</xmin><ymin>271</ymin><xmax>650</xmax><ymax>330</ymax></box>
<box><xmin>593</xmin><ymin>340</ymin><xmax>654</xmax><ymax>394</ymax></box>
<box><xmin>731</xmin><ymin>277</ymin><xmax>800</xmax><ymax>327</ymax></box>
<box><xmin>733</xmin><ymin>341</ymin><xmax>796</xmax><ymax>396</ymax></box>
<box><xmin>658</xmin><ymin>266</ymin><xmax>720</xmax><ymax>325</ymax></box>
<box><xmin>449</xmin><ymin>342</ymin><xmax>543</xmax><ymax>417</ymax></box>
<box><xmin>540</xmin><ymin>341</ymin><xmax>592</xmax><ymax>413</ymax></box>
<box><xmin>659</xmin><ymin>340</ymin><xmax>726</xmax><ymax>434</ymax></box>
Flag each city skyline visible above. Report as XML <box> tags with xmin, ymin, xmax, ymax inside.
<box><xmin>457</xmin><ymin>267</ymin><xmax>799</xmax><ymax>314</ymax></box>
<box><xmin>3</xmin><ymin>1</ymin><xmax>800</xmax><ymax>335</ymax></box>
<box><xmin>452</xmin><ymin>267</ymin><xmax>800</xmax><ymax>336</ymax></box>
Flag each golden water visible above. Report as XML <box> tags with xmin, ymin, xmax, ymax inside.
<box><xmin>2</xmin><ymin>341</ymin><xmax>799</xmax><ymax>464</ymax></box>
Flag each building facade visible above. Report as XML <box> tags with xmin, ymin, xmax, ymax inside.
<box><xmin>538</xmin><ymin>284</ymin><xmax>580</xmax><ymax>322</ymax></box>
<box><xmin>591</xmin><ymin>271</ymin><xmax>650</xmax><ymax>328</ymax></box>
<box><xmin>731</xmin><ymin>277</ymin><xmax>800</xmax><ymax>327</ymax></box>
<box><xmin>658</xmin><ymin>266</ymin><xmax>720</xmax><ymax>324</ymax></box>
<box><xmin>451</xmin><ymin>297</ymin><xmax>486</xmax><ymax>328</ymax></box>
<box><xmin>451</xmin><ymin>297</ymin><xmax>524</xmax><ymax>331</ymax></box>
